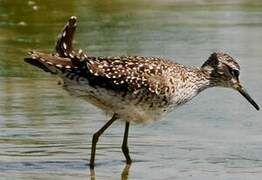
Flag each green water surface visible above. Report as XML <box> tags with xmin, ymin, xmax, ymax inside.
<box><xmin>0</xmin><ymin>0</ymin><xmax>262</xmax><ymax>179</ymax></box>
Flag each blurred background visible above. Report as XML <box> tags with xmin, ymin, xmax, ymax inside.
<box><xmin>0</xmin><ymin>0</ymin><xmax>262</xmax><ymax>179</ymax></box>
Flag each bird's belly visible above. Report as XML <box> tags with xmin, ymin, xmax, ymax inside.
<box><xmin>116</xmin><ymin>104</ymin><xmax>167</xmax><ymax>123</ymax></box>
<box><xmin>61</xmin><ymin>79</ymin><xmax>169</xmax><ymax>124</ymax></box>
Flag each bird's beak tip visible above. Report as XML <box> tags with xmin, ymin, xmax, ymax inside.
<box><xmin>235</xmin><ymin>84</ymin><xmax>260</xmax><ymax>111</ymax></box>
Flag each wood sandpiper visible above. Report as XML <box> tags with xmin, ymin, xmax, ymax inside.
<box><xmin>24</xmin><ymin>16</ymin><xmax>260</xmax><ymax>169</ymax></box>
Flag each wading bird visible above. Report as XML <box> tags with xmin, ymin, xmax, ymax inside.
<box><xmin>25</xmin><ymin>16</ymin><xmax>259</xmax><ymax>169</ymax></box>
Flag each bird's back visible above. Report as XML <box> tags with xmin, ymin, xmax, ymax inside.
<box><xmin>25</xmin><ymin>16</ymin><xmax>210</xmax><ymax>123</ymax></box>
<box><xmin>25</xmin><ymin>51</ymin><xmax>200</xmax><ymax>123</ymax></box>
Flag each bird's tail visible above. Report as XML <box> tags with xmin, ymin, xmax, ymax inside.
<box><xmin>24</xmin><ymin>51</ymin><xmax>74</xmax><ymax>74</ymax></box>
<box><xmin>25</xmin><ymin>16</ymin><xmax>87</xmax><ymax>74</ymax></box>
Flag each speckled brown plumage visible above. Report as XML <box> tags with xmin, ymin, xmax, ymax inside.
<box><xmin>26</xmin><ymin>49</ymin><xmax>212</xmax><ymax>122</ymax></box>
<box><xmin>25</xmin><ymin>16</ymin><xmax>260</xmax><ymax>121</ymax></box>
<box><xmin>55</xmin><ymin>16</ymin><xmax>88</xmax><ymax>60</ymax></box>
<box><xmin>24</xmin><ymin>16</ymin><xmax>259</xmax><ymax>169</ymax></box>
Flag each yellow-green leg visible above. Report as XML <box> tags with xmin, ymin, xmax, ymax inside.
<box><xmin>122</xmin><ymin>121</ymin><xmax>132</xmax><ymax>165</ymax></box>
<box><xmin>90</xmin><ymin>114</ymin><xmax>118</xmax><ymax>169</ymax></box>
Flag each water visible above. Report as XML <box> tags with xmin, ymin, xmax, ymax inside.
<box><xmin>0</xmin><ymin>0</ymin><xmax>262</xmax><ymax>179</ymax></box>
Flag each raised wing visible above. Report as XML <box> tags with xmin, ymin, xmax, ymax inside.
<box><xmin>55</xmin><ymin>16</ymin><xmax>87</xmax><ymax>60</ymax></box>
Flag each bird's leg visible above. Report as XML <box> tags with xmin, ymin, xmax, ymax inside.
<box><xmin>90</xmin><ymin>114</ymin><xmax>118</xmax><ymax>169</ymax></box>
<box><xmin>121</xmin><ymin>121</ymin><xmax>132</xmax><ymax>165</ymax></box>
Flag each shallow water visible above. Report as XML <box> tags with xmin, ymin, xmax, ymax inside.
<box><xmin>0</xmin><ymin>0</ymin><xmax>262</xmax><ymax>179</ymax></box>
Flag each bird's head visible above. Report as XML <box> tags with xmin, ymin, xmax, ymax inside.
<box><xmin>201</xmin><ymin>52</ymin><xmax>259</xmax><ymax>110</ymax></box>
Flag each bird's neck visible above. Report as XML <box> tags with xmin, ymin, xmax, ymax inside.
<box><xmin>187</xmin><ymin>68</ymin><xmax>213</xmax><ymax>94</ymax></box>
<box><xmin>169</xmin><ymin>67</ymin><xmax>212</xmax><ymax>107</ymax></box>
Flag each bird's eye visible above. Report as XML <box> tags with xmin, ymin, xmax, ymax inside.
<box><xmin>225</xmin><ymin>65</ymin><xmax>239</xmax><ymax>78</ymax></box>
<box><xmin>232</xmin><ymin>69</ymin><xmax>239</xmax><ymax>77</ymax></box>
<box><xmin>229</xmin><ymin>68</ymin><xmax>239</xmax><ymax>78</ymax></box>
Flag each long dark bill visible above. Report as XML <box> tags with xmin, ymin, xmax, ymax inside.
<box><xmin>237</xmin><ymin>86</ymin><xmax>260</xmax><ymax>111</ymax></box>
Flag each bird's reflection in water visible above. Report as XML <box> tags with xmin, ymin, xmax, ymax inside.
<box><xmin>121</xmin><ymin>164</ymin><xmax>131</xmax><ymax>180</ymax></box>
<box><xmin>90</xmin><ymin>169</ymin><xmax>95</xmax><ymax>180</ymax></box>
<box><xmin>90</xmin><ymin>164</ymin><xmax>131</xmax><ymax>180</ymax></box>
